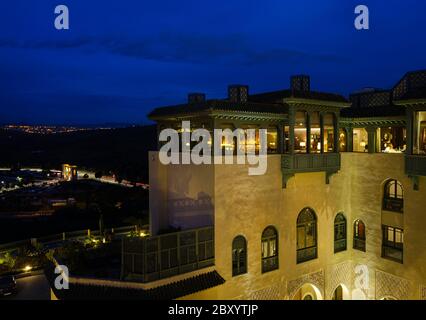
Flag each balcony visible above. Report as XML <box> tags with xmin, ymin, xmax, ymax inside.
<box><xmin>297</xmin><ymin>246</ymin><xmax>317</xmax><ymax>264</ymax></box>
<box><xmin>353</xmin><ymin>238</ymin><xmax>366</xmax><ymax>252</ymax></box>
<box><xmin>334</xmin><ymin>239</ymin><xmax>347</xmax><ymax>253</ymax></box>
<box><xmin>383</xmin><ymin>198</ymin><xmax>404</xmax><ymax>213</ymax></box>
<box><xmin>405</xmin><ymin>154</ymin><xmax>426</xmax><ymax>176</ymax></box>
<box><xmin>262</xmin><ymin>256</ymin><xmax>279</xmax><ymax>273</ymax></box>
<box><xmin>281</xmin><ymin>153</ymin><xmax>341</xmax><ymax>186</ymax></box>
<box><xmin>404</xmin><ymin>155</ymin><xmax>426</xmax><ymax>190</ymax></box>
<box><xmin>122</xmin><ymin>226</ymin><xmax>214</xmax><ymax>282</ymax></box>
<box><xmin>382</xmin><ymin>246</ymin><xmax>403</xmax><ymax>263</ymax></box>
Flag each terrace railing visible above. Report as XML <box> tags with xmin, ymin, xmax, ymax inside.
<box><xmin>0</xmin><ymin>225</ymin><xmax>143</xmax><ymax>253</ymax></box>
<box><xmin>121</xmin><ymin>226</ymin><xmax>214</xmax><ymax>282</ymax></box>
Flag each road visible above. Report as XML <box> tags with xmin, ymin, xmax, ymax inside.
<box><xmin>1</xmin><ymin>274</ymin><xmax>51</xmax><ymax>300</ymax></box>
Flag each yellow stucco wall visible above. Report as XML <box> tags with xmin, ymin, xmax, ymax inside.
<box><xmin>150</xmin><ymin>152</ymin><xmax>426</xmax><ymax>300</ymax></box>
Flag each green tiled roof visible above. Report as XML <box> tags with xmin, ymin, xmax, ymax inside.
<box><xmin>148</xmin><ymin>89</ymin><xmax>348</xmax><ymax>119</ymax></box>
<box><xmin>45</xmin><ymin>265</ymin><xmax>225</xmax><ymax>300</ymax></box>
<box><xmin>340</xmin><ymin>105</ymin><xmax>406</xmax><ymax>118</ymax></box>
<box><xmin>148</xmin><ymin>99</ymin><xmax>287</xmax><ymax>118</ymax></box>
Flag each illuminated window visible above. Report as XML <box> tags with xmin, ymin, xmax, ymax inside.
<box><xmin>294</xmin><ymin>111</ymin><xmax>307</xmax><ymax>153</ymax></box>
<box><xmin>382</xmin><ymin>225</ymin><xmax>403</xmax><ymax>263</ymax></box>
<box><xmin>297</xmin><ymin>208</ymin><xmax>317</xmax><ymax>263</ymax></box>
<box><xmin>219</xmin><ymin>125</ymin><xmax>237</xmax><ymax>155</ymax></box>
<box><xmin>383</xmin><ymin>179</ymin><xmax>404</xmax><ymax>213</ymax></box>
<box><xmin>339</xmin><ymin>128</ymin><xmax>347</xmax><ymax>152</ymax></box>
<box><xmin>379</xmin><ymin>127</ymin><xmax>406</xmax><ymax>153</ymax></box>
<box><xmin>244</xmin><ymin>126</ymin><xmax>259</xmax><ymax>154</ymax></box>
<box><xmin>261</xmin><ymin>226</ymin><xmax>278</xmax><ymax>273</ymax></box>
<box><xmin>267</xmin><ymin>127</ymin><xmax>278</xmax><ymax>154</ymax></box>
<box><xmin>310</xmin><ymin>112</ymin><xmax>321</xmax><ymax>153</ymax></box>
<box><xmin>353</xmin><ymin>220</ymin><xmax>366</xmax><ymax>252</ymax></box>
<box><xmin>232</xmin><ymin>236</ymin><xmax>247</xmax><ymax>276</ymax></box>
<box><xmin>413</xmin><ymin>111</ymin><xmax>426</xmax><ymax>155</ymax></box>
<box><xmin>334</xmin><ymin>213</ymin><xmax>347</xmax><ymax>253</ymax></box>
<box><xmin>284</xmin><ymin>126</ymin><xmax>290</xmax><ymax>153</ymax></box>
<box><xmin>323</xmin><ymin>113</ymin><xmax>335</xmax><ymax>153</ymax></box>
<box><xmin>352</xmin><ymin>128</ymin><xmax>368</xmax><ymax>152</ymax></box>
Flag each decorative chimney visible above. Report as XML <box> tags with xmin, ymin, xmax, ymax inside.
<box><xmin>188</xmin><ymin>93</ymin><xmax>206</xmax><ymax>104</ymax></box>
<box><xmin>291</xmin><ymin>75</ymin><xmax>310</xmax><ymax>92</ymax></box>
<box><xmin>228</xmin><ymin>85</ymin><xmax>249</xmax><ymax>103</ymax></box>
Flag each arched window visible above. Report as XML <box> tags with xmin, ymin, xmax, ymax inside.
<box><xmin>334</xmin><ymin>213</ymin><xmax>347</xmax><ymax>253</ymax></box>
<box><xmin>297</xmin><ymin>208</ymin><xmax>317</xmax><ymax>263</ymax></box>
<box><xmin>383</xmin><ymin>179</ymin><xmax>404</xmax><ymax>213</ymax></box>
<box><xmin>232</xmin><ymin>236</ymin><xmax>247</xmax><ymax>276</ymax></box>
<box><xmin>261</xmin><ymin>226</ymin><xmax>278</xmax><ymax>273</ymax></box>
<box><xmin>303</xmin><ymin>294</ymin><xmax>313</xmax><ymax>300</ymax></box>
<box><xmin>332</xmin><ymin>285</ymin><xmax>343</xmax><ymax>300</ymax></box>
<box><xmin>353</xmin><ymin>220</ymin><xmax>366</xmax><ymax>252</ymax></box>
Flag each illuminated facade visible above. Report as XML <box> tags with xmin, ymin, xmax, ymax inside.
<box><xmin>62</xmin><ymin>164</ymin><xmax>78</xmax><ymax>181</ymax></box>
<box><xmin>136</xmin><ymin>70</ymin><xmax>426</xmax><ymax>300</ymax></box>
<box><xmin>49</xmin><ymin>70</ymin><xmax>426</xmax><ymax>300</ymax></box>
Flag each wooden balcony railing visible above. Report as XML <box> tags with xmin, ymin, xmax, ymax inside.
<box><xmin>334</xmin><ymin>239</ymin><xmax>347</xmax><ymax>253</ymax></box>
<box><xmin>382</xmin><ymin>246</ymin><xmax>403</xmax><ymax>263</ymax></box>
<box><xmin>262</xmin><ymin>256</ymin><xmax>279</xmax><ymax>273</ymax></box>
<box><xmin>383</xmin><ymin>198</ymin><xmax>404</xmax><ymax>213</ymax></box>
<box><xmin>282</xmin><ymin>153</ymin><xmax>341</xmax><ymax>186</ymax></box>
<box><xmin>405</xmin><ymin>155</ymin><xmax>426</xmax><ymax>177</ymax></box>
<box><xmin>297</xmin><ymin>246</ymin><xmax>317</xmax><ymax>264</ymax></box>
<box><xmin>353</xmin><ymin>238</ymin><xmax>366</xmax><ymax>252</ymax></box>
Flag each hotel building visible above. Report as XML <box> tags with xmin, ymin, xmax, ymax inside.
<box><xmin>49</xmin><ymin>70</ymin><xmax>426</xmax><ymax>300</ymax></box>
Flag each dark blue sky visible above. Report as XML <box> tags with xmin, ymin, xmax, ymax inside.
<box><xmin>0</xmin><ymin>0</ymin><xmax>425</xmax><ymax>125</ymax></box>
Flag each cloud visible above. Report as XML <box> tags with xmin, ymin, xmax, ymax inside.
<box><xmin>0</xmin><ymin>32</ymin><xmax>346</xmax><ymax>66</ymax></box>
<box><xmin>0</xmin><ymin>92</ymin><xmax>155</xmax><ymax>124</ymax></box>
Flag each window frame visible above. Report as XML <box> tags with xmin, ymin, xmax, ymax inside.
<box><xmin>383</xmin><ymin>179</ymin><xmax>404</xmax><ymax>213</ymax></box>
<box><xmin>296</xmin><ymin>208</ymin><xmax>318</xmax><ymax>264</ymax></box>
<box><xmin>232</xmin><ymin>235</ymin><xmax>248</xmax><ymax>277</ymax></box>
<box><xmin>261</xmin><ymin>226</ymin><xmax>279</xmax><ymax>273</ymax></box>
<box><xmin>334</xmin><ymin>213</ymin><xmax>347</xmax><ymax>253</ymax></box>
<box><xmin>353</xmin><ymin>219</ymin><xmax>366</xmax><ymax>252</ymax></box>
<box><xmin>382</xmin><ymin>225</ymin><xmax>404</xmax><ymax>263</ymax></box>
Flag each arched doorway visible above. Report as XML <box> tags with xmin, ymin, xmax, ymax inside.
<box><xmin>292</xmin><ymin>283</ymin><xmax>323</xmax><ymax>300</ymax></box>
<box><xmin>331</xmin><ymin>284</ymin><xmax>350</xmax><ymax>300</ymax></box>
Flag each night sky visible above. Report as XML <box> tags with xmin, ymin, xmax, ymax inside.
<box><xmin>0</xmin><ymin>0</ymin><xmax>425</xmax><ymax>125</ymax></box>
